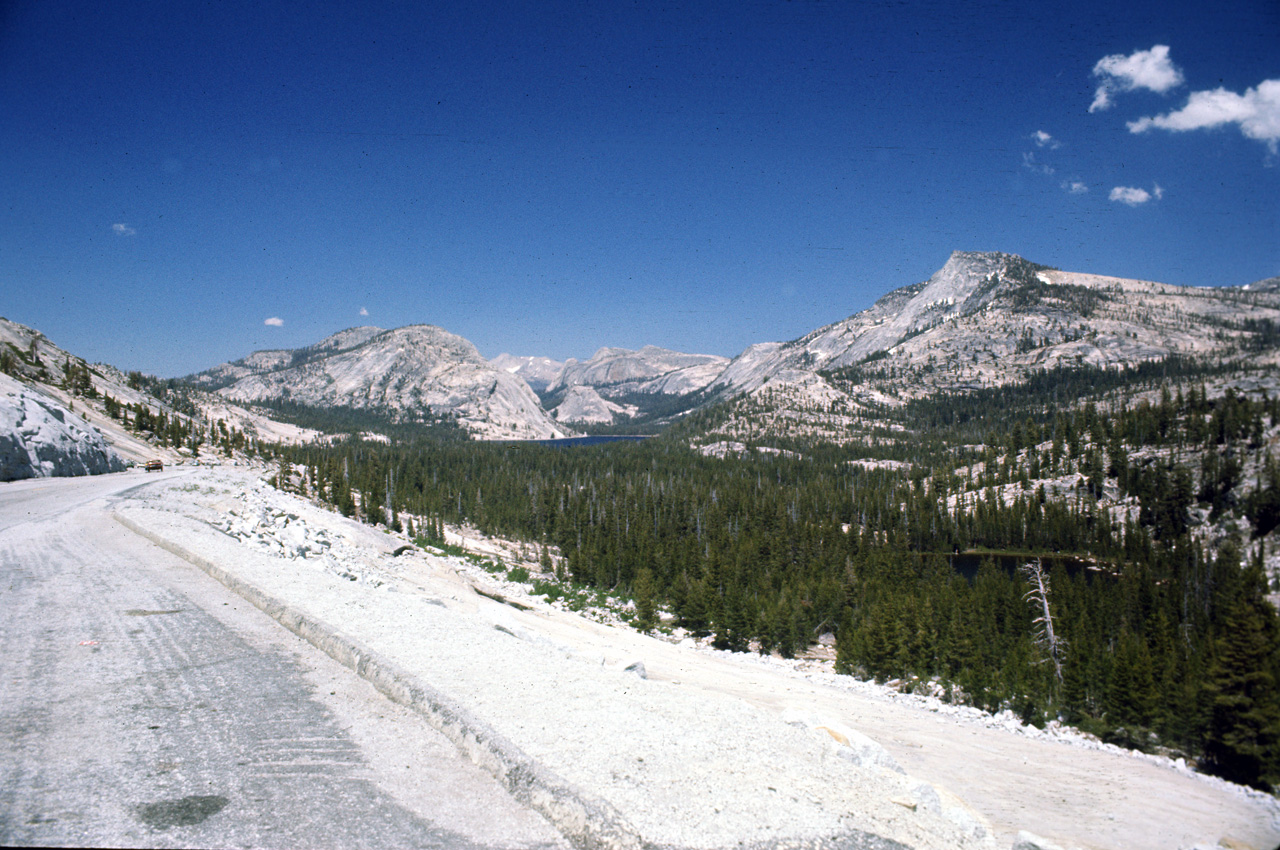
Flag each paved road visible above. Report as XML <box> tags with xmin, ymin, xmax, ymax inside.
<box><xmin>0</xmin><ymin>471</ymin><xmax>567</xmax><ymax>849</ymax></box>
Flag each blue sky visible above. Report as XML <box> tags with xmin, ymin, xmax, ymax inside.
<box><xmin>2</xmin><ymin>0</ymin><xmax>1277</xmax><ymax>377</ymax></box>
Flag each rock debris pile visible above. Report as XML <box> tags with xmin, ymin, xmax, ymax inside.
<box><xmin>205</xmin><ymin>481</ymin><xmax>401</xmax><ymax>587</ymax></box>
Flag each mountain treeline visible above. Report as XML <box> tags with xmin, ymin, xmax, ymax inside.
<box><xmin>279</xmin><ymin>368</ymin><xmax>1280</xmax><ymax>790</ymax></box>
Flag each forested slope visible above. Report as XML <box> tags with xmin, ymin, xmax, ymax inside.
<box><xmin>278</xmin><ymin>363</ymin><xmax>1280</xmax><ymax>790</ymax></box>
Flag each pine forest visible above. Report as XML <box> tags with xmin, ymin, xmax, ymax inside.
<box><xmin>275</xmin><ymin>362</ymin><xmax>1280</xmax><ymax>790</ymax></box>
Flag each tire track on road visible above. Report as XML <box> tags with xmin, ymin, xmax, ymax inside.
<box><xmin>1</xmin><ymin>502</ymin><xmax>544</xmax><ymax>849</ymax></box>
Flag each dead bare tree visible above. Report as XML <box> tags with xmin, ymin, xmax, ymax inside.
<box><xmin>1021</xmin><ymin>558</ymin><xmax>1065</xmax><ymax>684</ymax></box>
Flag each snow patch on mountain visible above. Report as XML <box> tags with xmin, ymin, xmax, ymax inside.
<box><xmin>489</xmin><ymin>354</ymin><xmax>565</xmax><ymax>393</ymax></box>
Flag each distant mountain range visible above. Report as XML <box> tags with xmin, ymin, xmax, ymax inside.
<box><xmin>180</xmin><ymin>250</ymin><xmax>1280</xmax><ymax>441</ymax></box>
<box><xmin>549</xmin><ymin>346</ymin><xmax>729</xmax><ymax>397</ymax></box>
<box><xmin>488</xmin><ymin>354</ymin><xmax>565</xmax><ymax>393</ymax></box>
<box><xmin>8</xmin><ymin>249</ymin><xmax>1276</xmax><ymax>451</ymax></box>
<box><xmin>484</xmin><ymin>251</ymin><xmax>1280</xmax><ymax>440</ymax></box>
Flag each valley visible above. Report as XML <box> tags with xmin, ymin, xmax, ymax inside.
<box><xmin>3</xmin><ymin>249</ymin><xmax>1280</xmax><ymax>849</ymax></box>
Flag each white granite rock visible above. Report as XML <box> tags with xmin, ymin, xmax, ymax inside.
<box><xmin>0</xmin><ymin>373</ymin><xmax>125</xmax><ymax>481</ymax></box>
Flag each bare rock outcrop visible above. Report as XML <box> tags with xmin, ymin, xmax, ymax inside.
<box><xmin>0</xmin><ymin>373</ymin><xmax>125</xmax><ymax>481</ymax></box>
<box><xmin>195</xmin><ymin>325</ymin><xmax>569</xmax><ymax>440</ymax></box>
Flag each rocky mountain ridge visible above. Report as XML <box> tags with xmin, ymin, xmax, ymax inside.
<box><xmin>713</xmin><ymin>251</ymin><xmax>1276</xmax><ymax>395</ymax></box>
<box><xmin>550</xmin><ymin>385</ymin><xmax>638</xmax><ymax>424</ymax></box>
<box><xmin>485</xmin><ymin>251</ymin><xmax>1279</xmax><ymax>436</ymax></box>
<box><xmin>548</xmin><ymin>345</ymin><xmax>729</xmax><ymax>396</ymax></box>
<box><xmin>11</xmin><ymin>249</ymin><xmax>1278</xmax><ymax>457</ymax></box>
<box><xmin>697</xmin><ymin>251</ymin><xmax>1280</xmax><ymax>447</ymax></box>
<box><xmin>1244</xmin><ymin>276</ymin><xmax>1280</xmax><ymax>294</ymax></box>
<box><xmin>191</xmin><ymin>326</ymin><xmax>388</xmax><ymax>391</ymax></box>
<box><xmin>533</xmin><ymin>345</ymin><xmax>729</xmax><ymax>425</ymax></box>
<box><xmin>191</xmin><ymin>325</ymin><xmax>570</xmax><ymax>441</ymax></box>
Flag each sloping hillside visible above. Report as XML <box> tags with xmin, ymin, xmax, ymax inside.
<box><xmin>0</xmin><ymin>316</ymin><xmax>319</xmax><ymax>472</ymax></box>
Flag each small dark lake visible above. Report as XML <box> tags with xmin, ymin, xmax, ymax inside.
<box><xmin>532</xmin><ymin>435</ymin><xmax>654</xmax><ymax>448</ymax></box>
<box><xmin>938</xmin><ymin>551</ymin><xmax>1103</xmax><ymax>581</ymax></box>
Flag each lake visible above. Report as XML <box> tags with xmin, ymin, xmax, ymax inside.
<box><xmin>532</xmin><ymin>435</ymin><xmax>654</xmax><ymax>448</ymax></box>
<box><xmin>939</xmin><ymin>551</ymin><xmax>1102</xmax><ymax>581</ymax></box>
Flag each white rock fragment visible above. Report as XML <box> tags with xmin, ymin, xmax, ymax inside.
<box><xmin>945</xmin><ymin>804</ymin><xmax>988</xmax><ymax>841</ymax></box>
<box><xmin>1012</xmin><ymin>830</ymin><xmax>1067</xmax><ymax>850</ymax></box>
<box><xmin>910</xmin><ymin>780</ymin><xmax>943</xmax><ymax>816</ymax></box>
<box><xmin>782</xmin><ymin>711</ymin><xmax>906</xmax><ymax>774</ymax></box>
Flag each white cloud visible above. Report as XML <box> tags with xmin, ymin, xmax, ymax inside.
<box><xmin>264</xmin><ymin>317</ymin><xmax>284</xmax><ymax>327</ymax></box>
<box><xmin>1090</xmin><ymin>45</ymin><xmax>1184</xmax><ymax>113</ymax></box>
<box><xmin>359</xmin><ymin>307</ymin><xmax>369</xmax><ymax>316</ymax></box>
<box><xmin>1032</xmin><ymin>130</ymin><xmax>1061</xmax><ymax>149</ymax></box>
<box><xmin>112</xmin><ymin>223</ymin><xmax>136</xmax><ymax>236</ymax></box>
<box><xmin>1127</xmin><ymin>79</ymin><xmax>1280</xmax><ymax>152</ymax></box>
<box><xmin>1061</xmin><ymin>180</ymin><xmax>1089</xmax><ymax>194</ymax></box>
<box><xmin>1022</xmin><ymin>152</ymin><xmax>1055</xmax><ymax>175</ymax></box>
<box><xmin>1109</xmin><ymin>183</ymin><xmax>1162</xmax><ymax>206</ymax></box>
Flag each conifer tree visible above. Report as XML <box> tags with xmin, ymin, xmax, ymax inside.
<box><xmin>1202</xmin><ymin>555</ymin><xmax>1280</xmax><ymax>789</ymax></box>
<box><xmin>633</xmin><ymin>567</ymin><xmax>658</xmax><ymax>633</ymax></box>
<box><xmin>1106</xmin><ymin>627</ymin><xmax>1159</xmax><ymax>745</ymax></box>
<box><xmin>679</xmin><ymin>578</ymin><xmax>711</xmax><ymax>638</ymax></box>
